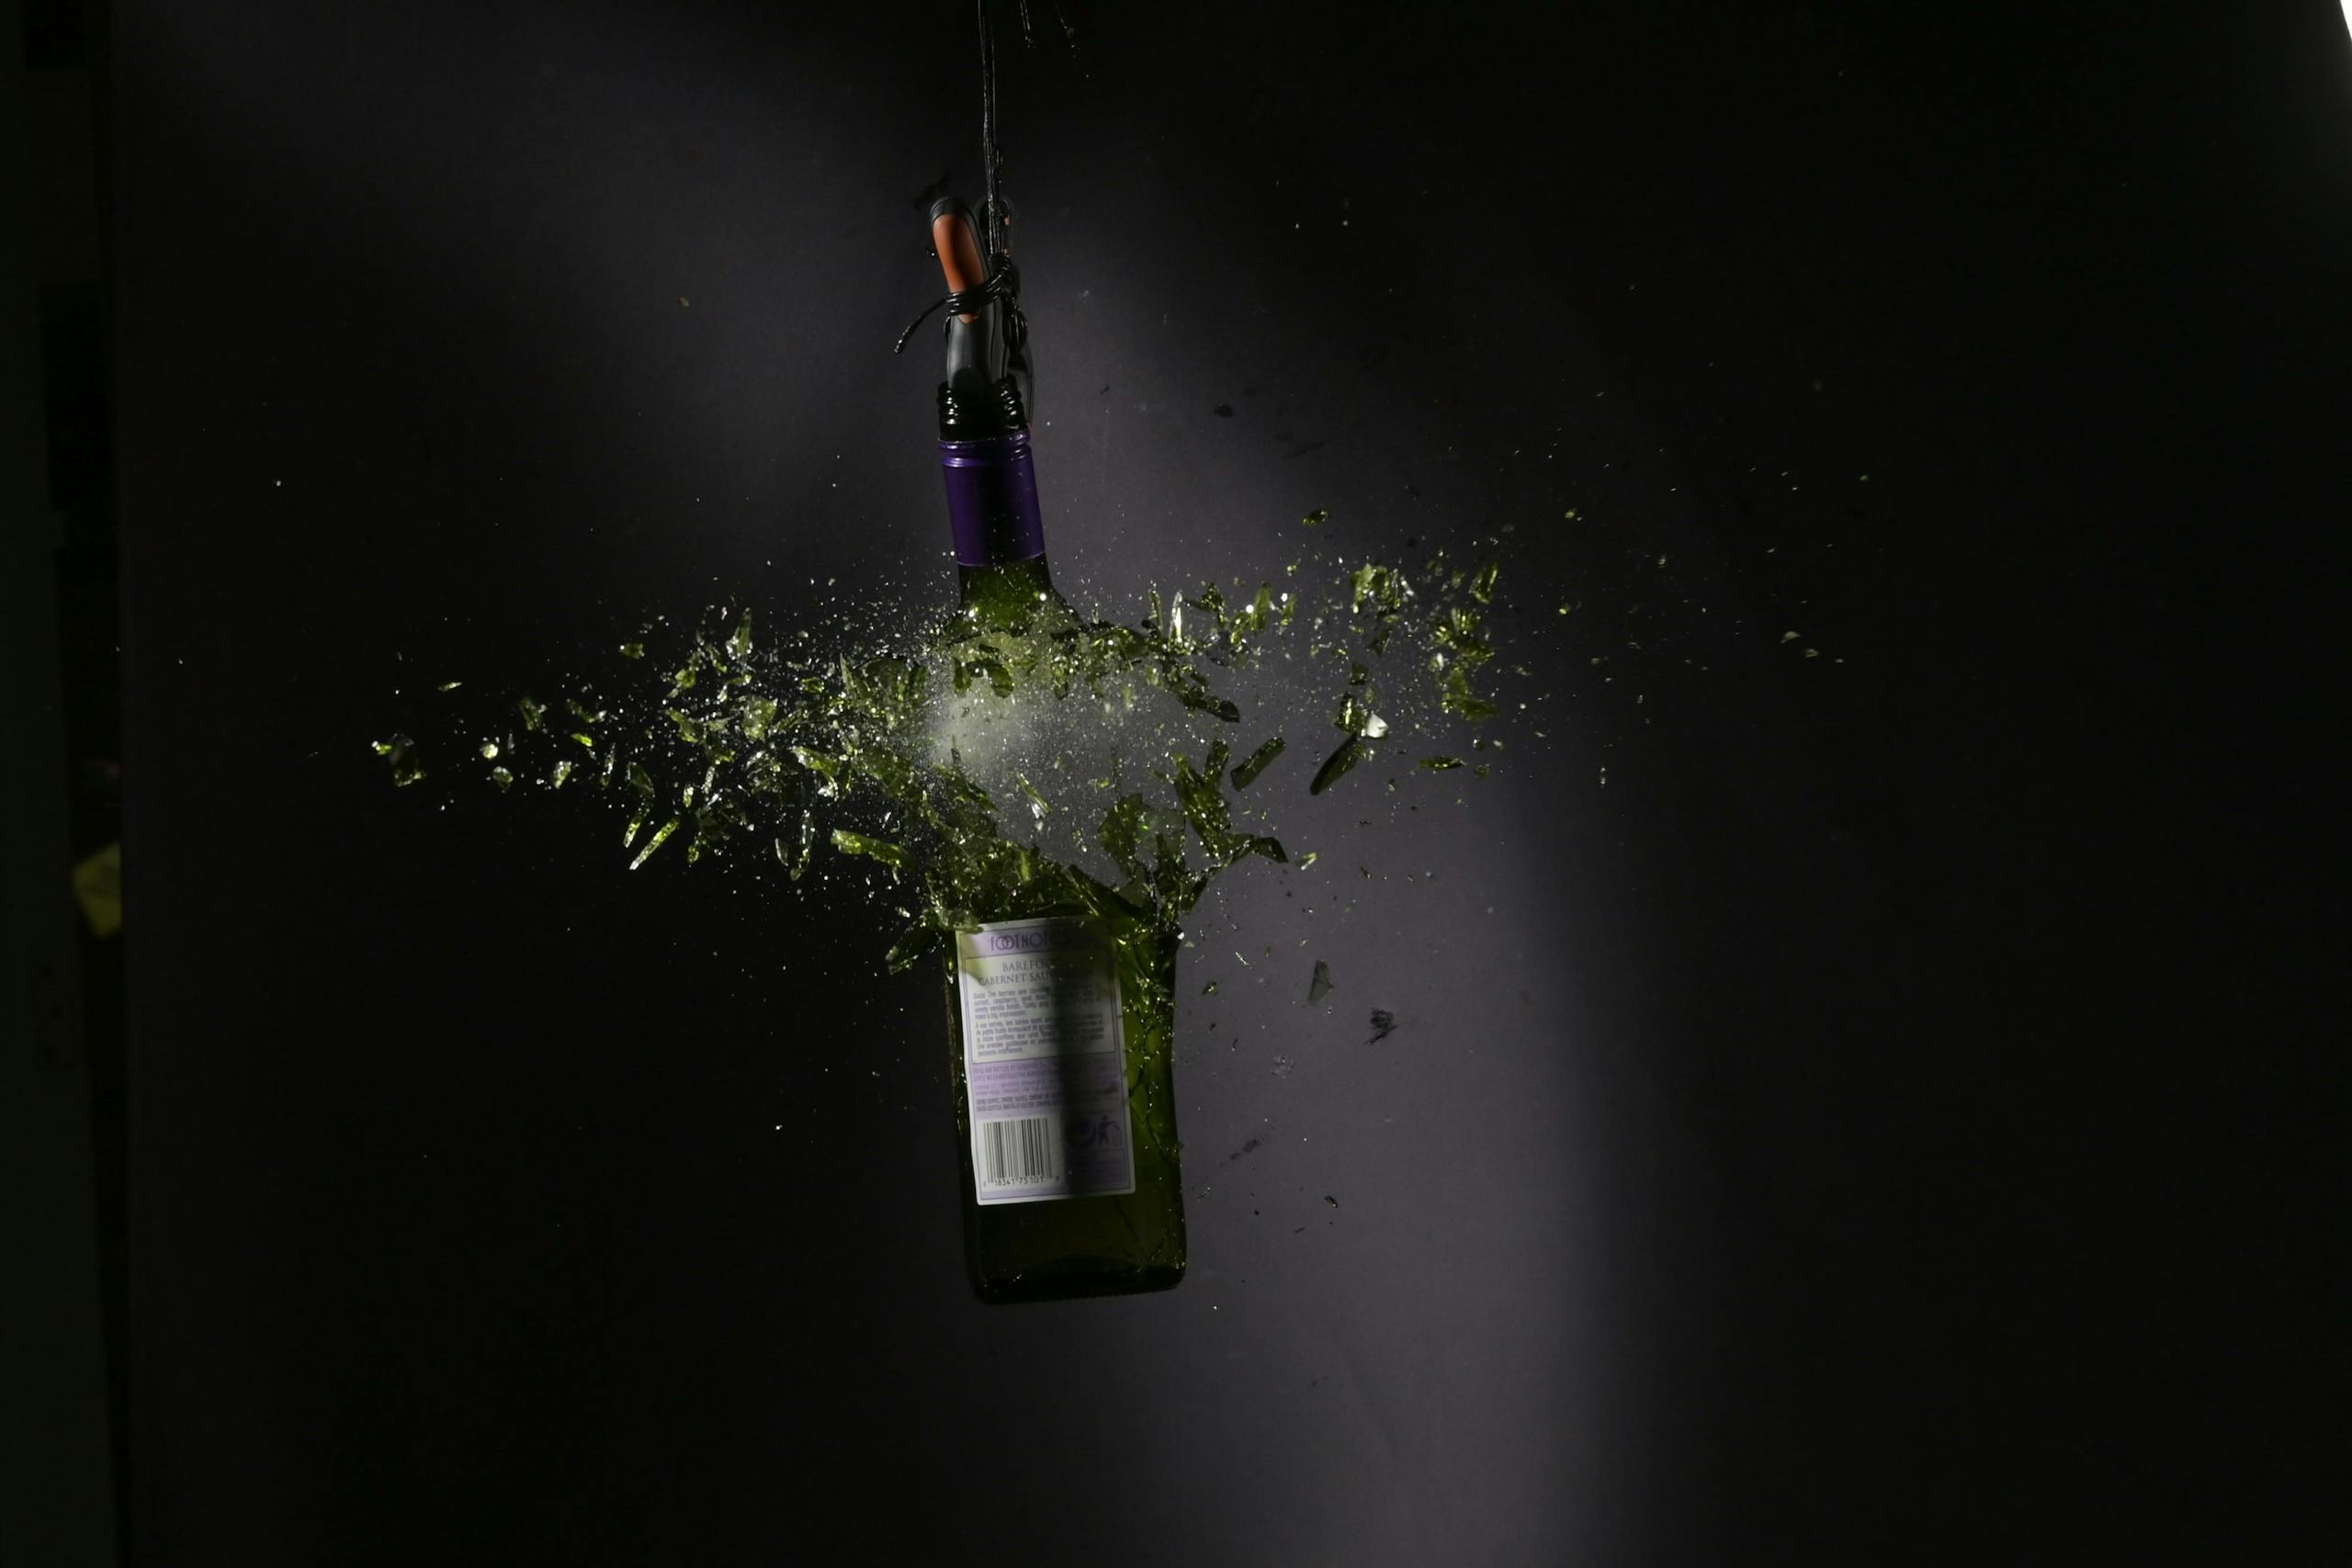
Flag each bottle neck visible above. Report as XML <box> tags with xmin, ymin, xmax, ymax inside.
<box><xmin>937</xmin><ymin>376</ymin><xmax>1048</xmax><ymax>579</ymax></box>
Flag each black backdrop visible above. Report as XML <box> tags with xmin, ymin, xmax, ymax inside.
<box><xmin>119</xmin><ymin>3</ymin><xmax>2345</xmax><ymax>1562</ymax></box>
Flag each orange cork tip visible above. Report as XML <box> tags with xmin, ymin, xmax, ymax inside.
<box><xmin>933</xmin><ymin>209</ymin><xmax>988</xmax><ymax>322</ymax></box>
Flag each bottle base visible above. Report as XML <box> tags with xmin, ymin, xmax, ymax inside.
<box><xmin>969</xmin><ymin>1258</ymin><xmax>1185</xmax><ymax>1305</ymax></box>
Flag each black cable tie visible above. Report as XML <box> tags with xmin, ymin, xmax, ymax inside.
<box><xmin>890</xmin><ymin>261</ymin><xmax>1023</xmax><ymax>355</ymax></box>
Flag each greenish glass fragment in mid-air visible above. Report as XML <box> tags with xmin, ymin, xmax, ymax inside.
<box><xmin>628</xmin><ymin>818</ymin><xmax>680</xmax><ymax>869</ymax></box>
<box><xmin>1308</xmin><ymin>959</ymin><xmax>1334</xmax><ymax>1004</ymax></box>
<box><xmin>778</xmin><ymin>810</ymin><xmax>815</xmax><ymax>881</ymax></box>
<box><xmin>1333</xmin><ymin>690</ymin><xmax>1389</xmax><ymax>739</ymax></box>
<box><xmin>1309</xmin><ymin>736</ymin><xmax>1368</xmax><ymax>795</ymax></box>
<box><xmin>372</xmin><ymin>734</ymin><xmax>424</xmax><ymax>787</ymax></box>
<box><xmin>832</xmin><ymin>828</ymin><xmax>912</xmax><ymax>878</ymax></box>
<box><xmin>1230</xmin><ymin>736</ymin><xmax>1284</xmax><ymax>789</ymax></box>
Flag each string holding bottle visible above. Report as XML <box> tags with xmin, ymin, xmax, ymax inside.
<box><xmin>891</xmin><ymin>262</ymin><xmax>1023</xmax><ymax>359</ymax></box>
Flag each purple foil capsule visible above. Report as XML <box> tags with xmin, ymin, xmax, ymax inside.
<box><xmin>939</xmin><ymin>429</ymin><xmax>1046</xmax><ymax>568</ymax></box>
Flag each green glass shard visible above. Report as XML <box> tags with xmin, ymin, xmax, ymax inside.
<box><xmin>1013</xmin><ymin>772</ymin><xmax>1051</xmax><ymax>824</ymax></box>
<box><xmin>1100</xmin><ymin>794</ymin><xmax>1150</xmax><ymax>881</ymax></box>
<box><xmin>1231</xmin><ymin>736</ymin><xmax>1285</xmax><ymax>789</ymax></box>
<box><xmin>1161</xmin><ymin>747</ymin><xmax>1239</xmax><ymax>861</ymax></box>
<box><xmin>628</xmin><ymin>818</ymin><xmax>680</xmax><ymax>869</ymax></box>
<box><xmin>516</xmin><ymin>695</ymin><xmax>546</xmax><ymax>731</ymax></box>
<box><xmin>1440</xmin><ymin>663</ymin><xmax>1498</xmax><ymax>722</ymax></box>
<box><xmin>789</xmin><ymin>745</ymin><xmax>842</xmax><ymax>798</ymax></box>
<box><xmin>1333</xmin><ymin>691</ymin><xmax>1390</xmax><ymax>739</ymax></box>
<box><xmin>1419</xmin><ymin>755</ymin><xmax>1464</xmax><ymax>771</ymax></box>
<box><xmin>831</xmin><ymin>828</ymin><xmax>912</xmax><ymax>877</ymax></box>
<box><xmin>1307</xmin><ymin>959</ymin><xmax>1334</xmax><ymax>1004</ymax></box>
<box><xmin>618</xmin><ymin>642</ymin><xmax>645</xmax><ymax>660</ymax></box>
<box><xmin>489</xmin><ymin>766</ymin><xmax>514</xmax><ymax>792</ymax></box>
<box><xmin>884</xmin><ymin>920</ymin><xmax>939</xmax><ymax>973</ymax></box>
<box><xmin>372</xmin><ymin>734</ymin><xmax>424</xmax><ymax>787</ymax></box>
<box><xmin>1309</xmin><ymin>736</ymin><xmax>1368</xmax><ymax>795</ymax></box>
<box><xmin>778</xmin><ymin>810</ymin><xmax>815</xmax><ymax>880</ymax></box>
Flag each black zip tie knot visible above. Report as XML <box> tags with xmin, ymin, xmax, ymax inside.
<box><xmin>892</xmin><ymin>259</ymin><xmax>1023</xmax><ymax>356</ymax></box>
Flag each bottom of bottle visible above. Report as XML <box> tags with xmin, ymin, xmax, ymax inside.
<box><xmin>969</xmin><ymin>1256</ymin><xmax>1186</xmax><ymax>1306</ymax></box>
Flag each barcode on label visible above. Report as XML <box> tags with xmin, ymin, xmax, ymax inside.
<box><xmin>978</xmin><ymin>1116</ymin><xmax>1058</xmax><ymax>1187</ymax></box>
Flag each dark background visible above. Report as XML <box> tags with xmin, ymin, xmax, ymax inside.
<box><xmin>6</xmin><ymin>0</ymin><xmax>2343</xmax><ymax>1562</ymax></box>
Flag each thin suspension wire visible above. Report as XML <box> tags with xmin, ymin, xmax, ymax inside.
<box><xmin>978</xmin><ymin>0</ymin><xmax>1003</xmax><ymax>265</ymax></box>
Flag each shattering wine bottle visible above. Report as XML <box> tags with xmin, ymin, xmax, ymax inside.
<box><xmin>924</xmin><ymin>198</ymin><xmax>1187</xmax><ymax>1303</ymax></box>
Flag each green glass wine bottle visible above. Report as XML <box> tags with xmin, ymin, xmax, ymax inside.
<box><xmin>923</xmin><ymin>197</ymin><xmax>1186</xmax><ymax>1303</ymax></box>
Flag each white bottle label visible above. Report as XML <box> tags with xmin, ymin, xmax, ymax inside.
<box><xmin>956</xmin><ymin>917</ymin><xmax>1136</xmax><ymax>1205</ymax></box>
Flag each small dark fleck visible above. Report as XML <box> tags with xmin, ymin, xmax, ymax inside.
<box><xmin>1323</xmin><ymin>1194</ymin><xmax>1339</xmax><ymax>1208</ymax></box>
<box><xmin>1366</xmin><ymin>1009</ymin><xmax>1398</xmax><ymax>1044</ymax></box>
<box><xmin>1214</xmin><ymin>403</ymin><xmax>1235</xmax><ymax>418</ymax></box>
